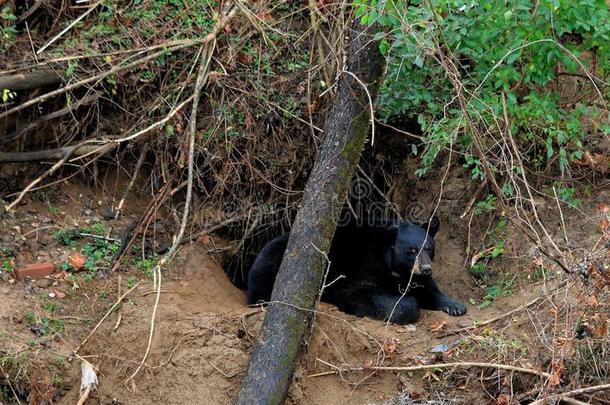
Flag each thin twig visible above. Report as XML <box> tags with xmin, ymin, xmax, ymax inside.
<box><xmin>460</xmin><ymin>179</ymin><xmax>487</xmax><ymax>219</ymax></box>
<box><xmin>125</xmin><ymin>31</ymin><xmax>219</xmax><ymax>386</ymax></box>
<box><xmin>2</xmin><ymin>45</ymin><xmax>188</xmax><ymax>120</ymax></box>
<box><xmin>5</xmin><ymin>145</ymin><xmax>77</xmax><ymax>211</ymax></box>
<box><xmin>439</xmin><ymin>280</ymin><xmax>570</xmax><ymax>337</ymax></box>
<box><xmin>74</xmin><ymin>281</ymin><xmax>142</xmax><ymax>353</ymax></box>
<box><xmin>5</xmin><ymin>93</ymin><xmax>99</xmax><ymax>142</ymax></box>
<box><xmin>529</xmin><ymin>383</ymin><xmax>610</xmax><ymax>405</ymax></box>
<box><xmin>1</xmin><ymin>6</ymin><xmax>237</xmax><ymax>120</ymax></box>
<box><xmin>316</xmin><ymin>358</ymin><xmax>553</xmax><ymax>379</ymax></box>
<box><xmin>78</xmin><ymin>233</ymin><xmax>121</xmax><ymax>242</ymax></box>
<box><xmin>37</xmin><ymin>1</ymin><xmax>103</xmax><ymax>55</ymax></box>
<box><xmin>501</xmin><ymin>93</ymin><xmax>569</xmax><ymax>272</ymax></box>
<box><xmin>106</xmin><ymin>144</ymin><xmax>150</xmax><ymax>238</ymax></box>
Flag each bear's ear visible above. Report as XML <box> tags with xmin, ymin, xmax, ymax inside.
<box><xmin>422</xmin><ymin>216</ymin><xmax>440</xmax><ymax>237</ymax></box>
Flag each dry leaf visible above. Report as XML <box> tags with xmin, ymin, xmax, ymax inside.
<box><xmin>52</xmin><ymin>271</ymin><xmax>69</xmax><ymax>280</ymax></box>
<box><xmin>549</xmin><ymin>362</ymin><xmax>564</xmax><ymax>387</ymax></box>
<box><xmin>597</xmin><ymin>203</ymin><xmax>609</xmax><ymax>213</ymax></box>
<box><xmin>52</xmin><ymin>288</ymin><xmax>66</xmax><ymax>299</ymax></box>
<box><xmin>422</xmin><ymin>370</ymin><xmax>440</xmax><ymax>382</ymax></box>
<box><xmin>429</xmin><ymin>320</ymin><xmax>447</xmax><ymax>332</ymax></box>
<box><xmin>208</xmin><ymin>71</ymin><xmax>221</xmax><ymax>83</ymax></box>
<box><xmin>257</xmin><ymin>12</ymin><xmax>273</xmax><ymax>22</ymax></box>
<box><xmin>595</xmin><ymin>322</ymin><xmax>608</xmax><ymax>338</ymax></box>
<box><xmin>414</xmin><ymin>355</ymin><xmax>432</xmax><ymax>365</ymax></box>
<box><xmin>574</xmin><ymin>151</ymin><xmax>609</xmax><ymax>173</ymax></box>
<box><xmin>198</xmin><ymin>234</ymin><xmax>212</xmax><ymax>244</ymax></box>
<box><xmin>383</xmin><ymin>338</ymin><xmax>398</xmax><ymax>357</ymax></box>
<box><xmin>496</xmin><ymin>393</ymin><xmax>510</xmax><ymax>405</ymax></box>
<box><xmin>236</xmin><ymin>52</ymin><xmax>252</xmax><ymax>65</ymax></box>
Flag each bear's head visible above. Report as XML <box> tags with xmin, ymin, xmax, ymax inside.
<box><xmin>381</xmin><ymin>217</ymin><xmax>440</xmax><ymax>281</ymax></box>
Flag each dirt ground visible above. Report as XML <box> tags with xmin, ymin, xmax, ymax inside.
<box><xmin>1</xmin><ymin>165</ymin><xmax>609</xmax><ymax>405</ymax></box>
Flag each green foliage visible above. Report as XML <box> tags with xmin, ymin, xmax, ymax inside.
<box><xmin>550</xmin><ymin>182</ymin><xmax>582</xmax><ymax>208</ymax></box>
<box><xmin>127</xmin><ymin>276</ymin><xmax>138</xmax><ymax>289</ymax></box>
<box><xmin>53</xmin><ymin>229</ymin><xmax>82</xmax><ymax>246</ymax></box>
<box><xmin>85</xmin><ymin>223</ymin><xmax>107</xmax><ymax>236</ymax></box>
<box><xmin>0</xmin><ymin>244</ymin><xmax>13</xmax><ymax>258</ymax></box>
<box><xmin>25</xmin><ymin>311</ymin><xmax>65</xmax><ymax>337</ymax></box>
<box><xmin>469</xmin><ymin>263</ymin><xmax>488</xmax><ymax>279</ymax></box>
<box><xmin>478</xmin><ymin>272</ymin><xmax>516</xmax><ymax>308</ymax></box>
<box><xmin>53</xmin><ymin>372</ymin><xmax>63</xmax><ymax>387</ymax></box>
<box><xmin>60</xmin><ymin>261</ymin><xmax>74</xmax><ymax>273</ymax></box>
<box><xmin>474</xmin><ymin>194</ymin><xmax>496</xmax><ymax>215</ymax></box>
<box><xmin>464</xmin><ymin>332</ymin><xmax>527</xmax><ymax>356</ymax></box>
<box><xmin>2</xmin><ymin>88</ymin><xmax>16</xmax><ymax>103</ymax></box>
<box><xmin>135</xmin><ymin>257</ymin><xmax>158</xmax><ymax>275</ymax></box>
<box><xmin>65</xmin><ymin>62</ymin><xmax>78</xmax><ymax>78</ymax></box>
<box><xmin>53</xmin><ymin>0</ymin><xmax>219</xmax><ymax>71</ymax></box>
<box><xmin>469</xmin><ymin>215</ymin><xmax>510</xmax><ymax>304</ymax></box>
<box><xmin>1</xmin><ymin>260</ymin><xmax>13</xmax><ymax>272</ymax></box>
<box><xmin>0</xmin><ymin>6</ymin><xmax>17</xmax><ymax>49</ymax></box>
<box><xmin>469</xmin><ymin>239</ymin><xmax>504</xmax><ymax>279</ymax></box>
<box><xmin>82</xmin><ymin>239</ymin><xmax>120</xmax><ymax>275</ymax></box>
<box><xmin>54</xmin><ymin>223</ymin><xmax>107</xmax><ymax>246</ymax></box>
<box><xmin>42</xmin><ymin>302</ymin><xmax>59</xmax><ymax>314</ymax></box>
<box><xmin>357</xmin><ymin>0</ymin><xmax>610</xmax><ymax>177</ymax></box>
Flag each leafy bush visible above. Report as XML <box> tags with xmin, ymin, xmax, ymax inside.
<box><xmin>0</xmin><ymin>6</ymin><xmax>17</xmax><ymax>50</ymax></box>
<box><xmin>357</xmin><ymin>0</ymin><xmax>610</xmax><ymax>178</ymax></box>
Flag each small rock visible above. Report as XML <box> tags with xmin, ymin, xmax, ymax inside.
<box><xmin>404</xmin><ymin>324</ymin><xmax>417</xmax><ymax>332</ymax></box>
<box><xmin>35</xmin><ymin>278</ymin><xmax>53</xmax><ymax>288</ymax></box>
<box><xmin>100</xmin><ymin>207</ymin><xmax>117</xmax><ymax>220</ymax></box>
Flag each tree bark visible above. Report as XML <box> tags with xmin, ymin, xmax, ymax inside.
<box><xmin>0</xmin><ymin>71</ymin><xmax>63</xmax><ymax>92</ymax></box>
<box><xmin>235</xmin><ymin>19</ymin><xmax>385</xmax><ymax>405</ymax></box>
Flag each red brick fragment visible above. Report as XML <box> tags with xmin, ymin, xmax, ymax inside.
<box><xmin>68</xmin><ymin>252</ymin><xmax>86</xmax><ymax>271</ymax></box>
<box><xmin>14</xmin><ymin>262</ymin><xmax>56</xmax><ymax>281</ymax></box>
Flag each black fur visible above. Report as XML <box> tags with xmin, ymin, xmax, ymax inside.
<box><xmin>246</xmin><ymin>217</ymin><xmax>466</xmax><ymax>324</ymax></box>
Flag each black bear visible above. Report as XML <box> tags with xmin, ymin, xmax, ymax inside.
<box><xmin>246</xmin><ymin>217</ymin><xmax>466</xmax><ymax>324</ymax></box>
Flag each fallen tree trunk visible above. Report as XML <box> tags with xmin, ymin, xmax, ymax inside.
<box><xmin>235</xmin><ymin>19</ymin><xmax>385</xmax><ymax>405</ymax></box>
<box><xmin>0</xmin><ymin>70</ymin><xmax>63</xmax><ymax>92</ymax></box>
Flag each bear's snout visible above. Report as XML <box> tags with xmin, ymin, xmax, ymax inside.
<box><xmin>419</xmin><ymin>263</ymin><xmax>432</xmax><ymax>276</ymax></box>
<box><xmin>417</xmin><ymin>252</ymin><xmax>433</xmax><ymax>276</ymax></box>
